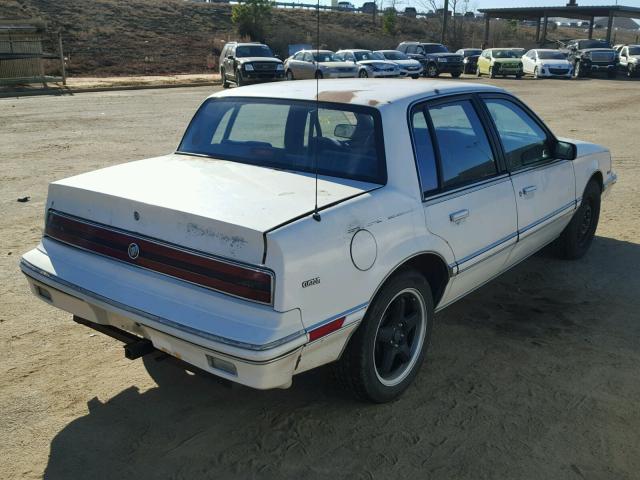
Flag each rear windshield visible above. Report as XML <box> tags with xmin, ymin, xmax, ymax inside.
<box><xmin>235</xmin><ymin>45</ymin><xmax>274</xmax><ymax>58</ymax></box>
<box><xmin>464</xmin><ymin>49</ymin><xmax>482</xmax><ymax>56</ymax></box>
<box><xmin>178</xmin><ymin>98</ymin><xmax>386</xmax><ymax>184</ymax></box>
<box><xmin>578</xmin><ymin>40</ymin><xmax>610</xmax><ymax>49</ymax></box>
<box><xmin>538</xmin><ymin>51</ymin><xmax>567</xmax><ymax>59</ymax></box>
<box><xmin>628</xmin><ymin>46</ymin><xmax>640</xmax><ymax>55</ymax></box>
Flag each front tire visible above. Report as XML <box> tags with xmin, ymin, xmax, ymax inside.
<box><xmin>490</xmin><ymin>67</ymin><xmax>496</xmax><ymax>78</ymax></box>
<box><xmin>555</xmin><ymin>180</ymin><xmax>601</xmax><ymax>260</ymax></box>
<box><xmin>451</xmin><ymin>71</ymin><xmax>461</xmax><ymax>78</ymax></box>
<box><xmin>359</xmin><ymin>69</ymin><xmax>369</xmax><ymax>78</ymax></box>
<box><xmin>334</xmin><ymin>269</ymin><xmax>433</xmax><ymax>403</ymax></box>
<box><xmin>607</xmin><ymin>69</ymin><xmax>617</xmax><ymax>79</ymax></box>
<box><xmin>235</xmin><ymin>68</ymin><xmax>244</xmax><ymax>87</ymax></box>
<box><xmin>476</xmin><ymin>66</ymin><xmax>482</xmax><ymax>77</ymax></box>
<box><xmin>426</xmin><ymin>63</ymin><xmax>439</xmax><ymax>78</ymax></box>
<box><xmin>315</xmin><ymin>70</ymin><xmax>323</xmax><ymax>79</ymax></box>
<box><xmin>221</xmin><ymin>68</ymin><xmax>230</xmax><ymax>88</ymax></box>
<box><xmin>286</xmin><ymin>69</ymin><xmax>294</xmax><ymax>81</ymax></box>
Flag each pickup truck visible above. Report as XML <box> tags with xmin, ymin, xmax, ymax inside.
<box><xmin>396</xmin><ymin>42</ymin><xmax>464</xmax><ymax>78</ymax></box>
<box><xmin>616</xmin><ymin>44</ymin><xmax>640</xmax><ymax>78</ymax></box>
<box><xmin>21</xmin><ymin>80</ymin><xmax>616</xmax><ymax>403</ymax></box>
<box><xmin>561</xmin><ymin>39</ymin><xmax>618</xmax><ymax>78</ymax></box>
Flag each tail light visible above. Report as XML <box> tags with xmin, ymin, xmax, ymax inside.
<box><xmin>44</xmin><ymin>210</ymin><xmax>274</xmax><ymax>305</ymax></box>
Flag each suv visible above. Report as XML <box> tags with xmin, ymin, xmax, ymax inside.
<box><xmin>396</xmin><ymin>42</ymin><xmax>464</xmax><ymax>77</ymax></box>
<box><xmin>561</xmin><ymin>39</ymin><xmax>617</xmax><ymax>78</ymax></box>
<box><xmin>219</xmin><ymin>42</ymin><xmax>285</xmax><ymax>87</ymax></box>
<box><xmin>616</xmin><ymin>45</ymin><xmax>640</xmax><ymax>78</ymax></box>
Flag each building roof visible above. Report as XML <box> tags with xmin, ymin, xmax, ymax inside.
<box><xmin>211</xmin><ymin>79</ymin><xmax>503</xmax><ymax>107</ymax></box>
<box><xmin>479</xmin><ymin>5</ymin><xmax>640</xmax><ymax>21</ymax></box>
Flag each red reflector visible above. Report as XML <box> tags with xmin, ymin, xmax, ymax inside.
<box><xmin>309</xmin><ymin>317</ymin><xmax>345</xmax><ymax>342</ymax></box>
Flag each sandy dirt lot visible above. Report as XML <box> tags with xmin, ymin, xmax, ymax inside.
<box><xmin>1</xmin><ymin>76</ymin><xmax>639</xmax><ymax>479</ymax></box>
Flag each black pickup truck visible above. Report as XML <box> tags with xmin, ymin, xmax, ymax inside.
<box><xmin>396</xmin><ymin>42</ymin><xmax>464</xmax><ymax>78</ymax></box>
<box><xmin>561</xmin><ymin>39</ymin><xmax>618</xmax><ymax>78</ymax></box>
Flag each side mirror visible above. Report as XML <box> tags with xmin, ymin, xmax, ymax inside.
<box><xmin>334</xmin><ymin>123</ymin><xmax>356</xmax><ymax>139</ymax></box>
<box><xmin>227</xmin><ymin>55</ymin><xmax>235</xmax><ymax>60</ymax></box>
<box><xmin>555</xmin><ymin>140</ymin><xmax>577</xmax><ymax>160</ymax></box>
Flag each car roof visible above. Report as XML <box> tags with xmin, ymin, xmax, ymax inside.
<box><xmin>210</xmin><ymin>79</ymin><xmax>504</xmax><ymax>108</ymax></box>
<box><xmin>375</xmin><ymin>49</ymin><xmax>401</xmax><ymax>53</ymax></box>
<box><xmin>401</xmin><ymin>42</ymin><xmax>442</xmax><ymax>46</ymax></box>
<box><xmin>338</xmin><ymin>49</ymin><xmax>370</xmax><ymax>52</ymax></box>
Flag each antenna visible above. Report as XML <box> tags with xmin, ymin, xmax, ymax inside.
<box><xmin>312</xmin><ymin>0</ymin><xmax>321</xmax><ymax>222</ymax></box>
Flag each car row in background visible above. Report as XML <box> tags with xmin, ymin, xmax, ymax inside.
<box><xmin>219</xmin><ymin>40</ymin><xmax>639</xmax><ymax>87</ymax></box>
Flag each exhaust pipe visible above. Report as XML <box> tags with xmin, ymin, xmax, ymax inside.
<box><xmin>124</xmin><ymin>338</ymin><xmax>155</xmax><ymax>360</ymax></box>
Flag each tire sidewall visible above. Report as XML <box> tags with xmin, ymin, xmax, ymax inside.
<box><xmin>353</xmin><ymin>270</ymin><xmax>434</xmax><ymax>403</ymax></box>
<box><xmin>561</xmin><ymin>180</ymin><xmax>601</xmax><ymax>259</ymax></box>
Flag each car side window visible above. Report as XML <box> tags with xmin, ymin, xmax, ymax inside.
<box><xmin>427</xmin><ymin>100</ymin><xmax>497</xmax><ymax>189</ymax></box>
<box><xmin>406</xmin><ymin>45</ymin><xmax>416</xmax><ymax>54</ymax></box>
<box><xmin>294</xmin><ymin>52</ymin><xmax>303</xmax><ymax>60</ymax></box>
<box><xmin>410</xmin><ymin>109</ymin><xmax>438</xmax><ymax>194</ymax></box>
<box><xmin>303</xmin><ymin>52</ymin><xmax>313</xmax><ymax>62</ymax></box>
<box><xmin>484</xmin><ymin>98</ymin><xmax>552</xmax><ymax>170</ymax></box>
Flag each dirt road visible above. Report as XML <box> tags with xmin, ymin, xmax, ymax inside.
<box><xmin>1</xmin><ymin>77</ymin><xmax>639</xmax><ymax>479</ymax></box>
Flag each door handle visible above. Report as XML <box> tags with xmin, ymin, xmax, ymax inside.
<box><xmin>449</xmin><ymin>209</ymin><xmax>469</xmax><ymax>224</ymax></box>
<box><xmin>520</xmin><ymin>186</ymin><xmax>537</xmax><ymax>197</ymax></box>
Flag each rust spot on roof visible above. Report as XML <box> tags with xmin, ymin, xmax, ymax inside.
<box><xmin>316</xmin><ymin>90</ymin><xmax>360</xmax><ymax>103</ymax></box>
<box><xmin>368</xmin><ymin>99</ymin><xmax>380</xmax><ymax>106</ymax></box>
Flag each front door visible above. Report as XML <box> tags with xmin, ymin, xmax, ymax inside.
<box><xmin>411</xmin><ymin>96</ymin><xmax>518</xmax><ymax>305</ymax></box>
<box><xmin>481</xmin><ymin>96</ymin><xmax>576</xmax><ymax>267</ymax></box>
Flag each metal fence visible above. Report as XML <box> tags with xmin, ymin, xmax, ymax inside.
<box><xmin>0</xmin><ymin>25</ymin><xmax>65</xmax><ymax>86</ymax></box>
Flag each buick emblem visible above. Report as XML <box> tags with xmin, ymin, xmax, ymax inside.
<box><xmin>127</xmin><ymin>242</ymin><xmax>140</xmax><ymax>260</ymax></box>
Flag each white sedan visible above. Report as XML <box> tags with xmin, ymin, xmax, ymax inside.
<box><xmin>522</xmin><ymin>49</ymin><xmax>573</xmax><ymax>78</ymax></box>
<box><xmin>21</xmin><ymin>80</ymin><xmax>615</xmax><ymax>403</ymax></box>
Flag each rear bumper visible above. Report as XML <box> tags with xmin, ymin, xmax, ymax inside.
<box><xmin>20</xmin><ymin>244</ymin><xmax>365</xmax><ymax>389</ymax></box>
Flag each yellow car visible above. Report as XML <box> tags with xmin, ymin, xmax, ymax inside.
<box><xmin>476</xmin><ymin>48</ymin><xmax>524</xmax><ymax>78</ymax></box>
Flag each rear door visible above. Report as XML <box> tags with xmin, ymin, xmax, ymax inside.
<box><xmin>480</xmin><ymin>95</ymin><xmax>576</xmax><ymax>267</ymax></box>
<box><xmin>411</xmin><ymin>96</ymin><xmax>518</xmax><ymax>304</ymax></box>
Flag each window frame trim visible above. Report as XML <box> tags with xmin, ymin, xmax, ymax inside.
<box><xmin>407</xmin><ymin>92</ymin><xmax>507</xmax><ymax>200</ymax></box>
<box><xmin>477</xmin><ymin>92</ymin><xmax>560</xmax><ymax>173</ymax></box>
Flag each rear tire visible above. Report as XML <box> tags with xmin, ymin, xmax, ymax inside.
<box><xmin>286</xmin><ymin>69</ymin><xmax>294</xmax><ymax>81</ymax></box>
<box><xmin>607</xmin><ymin>69</ymin><xmax>617</xmax><ymax>79</ymax></box>
<box><xmin>476</xmin><ymin>66</ymin><xmax>482</xmax><ymax>77</ymax></box>
<box><xmin>490</xmin><ymin>67</ymin><xmax>496</xmax><ymax>78</ymax></box>
<box><xmin>236</xmin><ymin>68</ymin><xmax>244</xmax><ymax>87</ymax></box>
<box><xmin>315</xmin><ymin>70</ymin><xmax>323</xmax><ymax>79</ymax></box>
<box><xmin>555</xmin><ymin>180</ymin><xmax>601</xmax><ymax>260</ymax></box>
<box><xmin>411</xmin><ymin>75</ymin><xmax>419</xmax><ymax>79</ymax></box>
<box><xmin>334</xmin><ymin>269</ymin><xmax>433</xmax><ymax>403</ymax></box>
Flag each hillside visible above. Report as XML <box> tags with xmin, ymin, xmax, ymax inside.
<box><xmin>3</xmin><ymin>0</ymin><xmax>636</xmax><ymax>76</ymax></box>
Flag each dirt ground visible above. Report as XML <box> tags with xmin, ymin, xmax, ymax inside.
<box><xmin>1</xmin><ymin>76</ymin><xmax>639</xmax><ymax>480</ymax></box>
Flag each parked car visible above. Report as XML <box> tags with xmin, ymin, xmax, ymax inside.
<box><xmin>616</xmin><ymin>45</ymin><xmax>640</xmax><ymax>77</ymax></box>
<box><xmin>561</xmin><ymin>39</ymin><xmax>617</xmax><ymax>78</ymax></box>
<box><xmin>522</xmin><ymin>49</ymin><xmax>573</xmax><ymax>78</ymax></box>
<box><xmin>403</xmin><ymin>7</ymin><xmax>417</xmax><ymax>18</ymax></box>
<box><xmin>455</xmin><ymin>48</ymin><xmax>482</xmax><ymax>74</ymax></box>
<box><xmin>284</xmin><ymin>50</ymin><xmax>358</xmax><ymax>80</ymax></box>
<box><xmin>361</xmin><ymin>1</ymin><xmax>376</xmax><ymax>13</ymax></box>
<box><xmin>375</xmin><ymin>50</ymin><xmax>423</xmax><ymax>78</ymax></box>
<box><xmin>476</xmin><ymin>48</ymin><xmax>524</xmax><ymax>78</ymax></box>
<box><xmin>21</xmin><ymin>79</ymin><xmax>616</xmax><ymax>403</ymax></box>
<box><xmin>337</xmin><ymin>1</ymin><xmax>355</xmax><ymax>11</ymax></box>
<box><xmin>335</xmin><ymin>49</ymin><xmax>400</xmax><ymax>77</ymax></box>
<box><xmin>220</xmin><ymin>42</ymin><xmax>284</xmax><ymax>87</ymax></box>
<box><xmin>396</xmin><ymin>42</ymin><xmax>464</xmax><ymax>78</ymax></box>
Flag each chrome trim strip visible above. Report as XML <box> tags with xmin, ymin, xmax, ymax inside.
<box><xmin>508</xmin><ymin>158</ymin><xmax>568</xmax><ymax>177</ymax></box>
<box><xmin>21</xmin><ymin>259</ymin><xmax>304</xmax><ymax>352</ymax></box>
<box><xmin>457</xmin><ymin>236</ymin><xmax>517</xmax><ymax>274</ymax></box>
<box><xmin>456</xmin><ymin>231</ymin><xmax>518</xmax><ymax>266</ymax></box>
<box><xmin>46</xmin><ymin>210</ymin><xmax>276</xmax><ymax>306</ymax></box>
<box><xmin>519</xmin><ymin>200</ymin><xmax>576</xmax><ymax>235</ymax></box>
<box><xmin>306</xmin><ymin>302</ymin><xmax>369</xmax><ymax>332</ymax></box>
<box><xmin>423</xmin><ymin>175</ymin><xmax>510</xmax><ymax>206</ymax></box>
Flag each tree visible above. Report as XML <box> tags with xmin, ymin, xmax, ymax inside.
<box><xmin>231</xmin><ymin>0</ymin><xmax>273</xmax><ymax>42</ymax></box>
<box><xmin>382</xmin><ymin>8</ymin><xmax>397</xmax><ymax>35</ymax></box>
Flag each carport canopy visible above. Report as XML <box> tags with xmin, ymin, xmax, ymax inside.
<box><xmin>478</xmin><ymin>4</ymin><xmax>640</xmax><ymax>47</ymax></box>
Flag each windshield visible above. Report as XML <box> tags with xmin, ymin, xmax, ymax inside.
<box><xmin>235</xmin><ymin>45</ymin><xmax>274</xmax><ymax>58</ymax></box>
<box><xmin>313</xmin><ymin>51</ymin><xmax>340</xmax><ymax>62</ymax></box>
<box><xmin>538</xmin><ymin>51</ymin><xmax>567</xmax><ymax>60</ymax></box>
<box><xmin>464</xmin><ymin>49</ymin><xmax>482</xmax><ymax>56</ymax></box>
<box><xmin>628</xmin><ymin>46</ymin><xmax>640</xmax><ymax>55</ymax></box>
<box><xmin>353</xmin><ymin>51</ymin><xmax>381</xmax><ymax>61</ymax></box>
<box><xmin>493</xmin><ymin>50</ymin><xmax>521</xmax><ymax>58</ymax></box>
<box><xmin>421</xmin><ymin>44</ymin><xmax>448</xmax><ymax>54</ymax></box>
<box><xmin>381</xmin><ymin>51</ymin><xmax>408</xmax><ymax>60</ymax></box>
<box><xmin>578</xmin><ymin>40</ymin><xmax>610</xmax><ymax>49</ymax></box>
<box><xmin>179</xmin><ymin>99</ymin><xmax>385</xmax><ymax>184</ymax></box>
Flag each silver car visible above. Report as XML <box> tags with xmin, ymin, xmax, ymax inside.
<box><xmin>375</xmin><ymin>50</ymin><xmax>423</xmax><ymax>78</ymax></box>
<box><xmin>335</xmin><ymin>49</ymin><xmax>401</xmax><ymax>78</ymax></box>
<box><xmin>284</xmin><ymin>50</ymin><xmax>358</xmax><ymax>80</ymax></box>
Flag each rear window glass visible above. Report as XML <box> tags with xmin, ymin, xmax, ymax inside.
<box><xmin>179</xmin><ymin>98</ymin><xmax>386</xmax><ymax>184</ymax></box>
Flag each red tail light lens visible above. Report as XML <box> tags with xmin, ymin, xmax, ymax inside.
<box><xmin>45</xmin><ymin>210</ymin><xmax>274</xmax><ymax>305</ymax></box>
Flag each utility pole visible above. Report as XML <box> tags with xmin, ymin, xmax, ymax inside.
<box><xmin>441</xmin><ymin>0</ymin><xmax>449</xmax><ymax>44</ymax></box>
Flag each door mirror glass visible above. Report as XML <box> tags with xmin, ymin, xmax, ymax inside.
<box><xmin>555</xmin><ymin>141</ymin><xmax>577</xmax><ymax>160</ymax></box>
<box><xmin>334</xmin><ymin>123</ymin><xmax>356</xmax><ymax>139</ymax></box>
